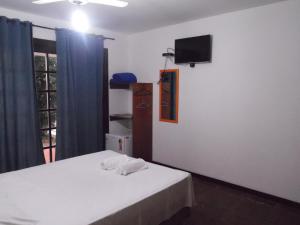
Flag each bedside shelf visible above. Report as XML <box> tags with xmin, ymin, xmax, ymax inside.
<box><xmin>110</xmin><ymin>113</ymin><xmax>133</xmax><ymax>121</ymax></box>
<box><xmin>110</xmin><ymin>83</ymin><xmax>130</xmax><ymax>89</ymax></box>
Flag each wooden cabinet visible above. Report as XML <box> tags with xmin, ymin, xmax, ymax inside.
<box><xmin>132</xmin><ymin>83</ymin><xmax>153</xmax><ymax>161</ymax></box>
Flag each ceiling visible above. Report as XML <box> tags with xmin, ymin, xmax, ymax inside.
<box><xmin>0</xmin><ymin>0</ymin><xmax>285</xmax><ymax>34</ymax></box>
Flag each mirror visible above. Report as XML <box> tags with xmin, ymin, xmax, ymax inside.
<box><xmin>159</xmin><ymin>69</ymin><xmax>179</xmax><ymax>123</ymax></box>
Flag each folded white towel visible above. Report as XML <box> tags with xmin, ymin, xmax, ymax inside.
<box><xmin>101</xmin><ymin>155</ymin><xmax>129</xmax><ymax>170</ymax></box>
<box><xmin>116</xmin><ymin>158</ymin><xmax>148</xmax><ymax>176</ymax></box>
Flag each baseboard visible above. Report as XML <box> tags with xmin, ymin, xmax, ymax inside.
<box><xmin>152</xmin><ymin>161</ymin><xmax>300</xmax><ymax>209</ymax></box>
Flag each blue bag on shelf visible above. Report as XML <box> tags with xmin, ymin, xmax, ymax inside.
<box><xmin>112</xmin><ymin>73</ymin><xmax>137</xmax><ymax>84</ymax></box>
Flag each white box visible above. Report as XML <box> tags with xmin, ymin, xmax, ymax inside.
<box><xmin>105</xmin><ymin>133</ymin><xmax>132</xmax><ymax>156</ymax></box>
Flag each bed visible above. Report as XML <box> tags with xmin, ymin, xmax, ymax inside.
<box><xmin>0</xmin><ymin>150</ymin><xmax>194</xmax><ymax>225</ymax></box>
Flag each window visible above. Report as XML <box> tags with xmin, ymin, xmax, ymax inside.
<box><xmin>33</xmin><ymin>39</ymin><xmax>57</xmax><ymax>163</ymax></box>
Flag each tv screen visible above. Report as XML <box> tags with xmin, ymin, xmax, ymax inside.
<box><xmin>175</xmin><ymin>35</ymin><xmax>212</xmax><ymax>64</ymax></box>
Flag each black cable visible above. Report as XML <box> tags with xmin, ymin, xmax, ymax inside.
<box><xmin>158</xmin><ymin>48</ymin><xmax>175</xmax><ymax>84</ymax></box>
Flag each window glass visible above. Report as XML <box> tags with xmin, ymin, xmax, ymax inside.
<box><xmin>41</xmin><ymin>130</ymin><xmax>50</xmax><ymax>148</ymax></box>
<box><xmin>39</xmin><ymin>112</ymin><xmax>49</xmax><ymax>129</ymax></box>
<box><xmin>35</xmin><ymin>73</ymin><xmax>47</xmax><ymax>91</ymax></box>
<box><xmin>49</xmin><ymin>73</ymin><xmax>56</xmax><ymax>90</ymax></box>
<box><xmin>51</xmin><ymin>129</ymin><xmax>56</xmax><ymax>146</ymax></box>
<box><xmin>49</xmin><ymin>92</ymin><xmax>56</xmax><ymax>109</ymax></box>
<box><xmin>50</xmin><ymin>111</ymin><xmax>56</xmax><ymax>128</ymax></box>
<box><xmin>38</xmin><ymin>93</ymin><xmax>48</xmax><ymax>109</ymax></box>
<box><xmin>34</xmin><ymin>53</ymin><xmax>47</xmax><ymax>71</ymax></box>
<box><xmin>48</xmin><ymin>54</ymin><xmax>57</xmax><ymax>72</ymax></box>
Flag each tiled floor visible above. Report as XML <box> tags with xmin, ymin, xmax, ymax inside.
<box><xmin>183</xmin><ymin>175</ymin><xmax>300</xmax><ymax>225</ymax></box>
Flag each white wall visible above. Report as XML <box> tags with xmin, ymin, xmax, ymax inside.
<box><xmin>128</xmin><ymin>0</ymin><xmax>300</xmax><ymax>203</ymax></box>
<box><xmin>0</xmin><ymin>6</ymin><xmax>131</xmax><ymax>134</ymax></box>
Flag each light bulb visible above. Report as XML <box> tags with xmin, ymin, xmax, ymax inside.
<box><xmin>71</xmin><ymin>9</ymin><xmax>90</xmax><ymax>33</ymax></box>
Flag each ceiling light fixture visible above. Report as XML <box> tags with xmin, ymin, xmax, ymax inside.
<box><xmin>88</xmin><ymin>0</ymin><xmax>128</xmax><ymax>7</ymax></box>
<box><xmin>33</xmin><ymin>0</ymin><xmax>129</xmax><ymax>32</ymax></box>
<box><xmin>71</xmin><ymin>9</ymin><xmax>90</xmax><ymax>32</ymax></box>
<box><xmin>32</xmin><ymin>0</ymin><xmax>128</xmax><ymax>8</ymax></box>
<box><xmin>69</xmin><ymin>0</ymin><xmax>88</xmax><ymax>5</ymax></box>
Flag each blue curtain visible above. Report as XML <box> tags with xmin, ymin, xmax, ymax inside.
<box><xmin>56</xmin><ymin>29</ymin><xmax>104</xmax><ymax>160</ymax></box>
<box><xmin>0</xmin><ymin>17</ymin><xmax>44</xmax><ymax>173</ymax></box>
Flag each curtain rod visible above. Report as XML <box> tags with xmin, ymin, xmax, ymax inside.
<box><xmin>33</xmin><ymin>24</ymin><xmax>115</xmax><ymax>40</ymax></box>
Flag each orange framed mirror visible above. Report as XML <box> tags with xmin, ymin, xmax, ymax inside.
<box><xmin>159</xmin><ymin>69</ymin><xmax>179</xmax><ymax>123</ymax></box>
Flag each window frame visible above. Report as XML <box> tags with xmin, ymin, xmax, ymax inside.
<box><xmin>33</xmin><ymin>39</ymin><xmax>57</xmax><ymax>163</ymax></box>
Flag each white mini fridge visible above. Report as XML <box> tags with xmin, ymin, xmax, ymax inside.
<box><xmin>105</xmin><ymin>134</ymin><xmax>132</xmax><ymax>156</ymax></box>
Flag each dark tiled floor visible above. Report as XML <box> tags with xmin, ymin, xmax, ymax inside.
<box><xmin>182</xmin><ymin>175</ymin><xmax>300</xmax><ymax>225</ymax></box>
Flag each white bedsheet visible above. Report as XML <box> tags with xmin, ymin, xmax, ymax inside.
<box><xmin>0</xmin><ymin>150</ymin><xmax>192</xmax><ymax>225</ymax></box>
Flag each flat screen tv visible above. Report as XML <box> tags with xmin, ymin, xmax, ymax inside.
<box><xmin>175</xmin><ymin>35</ymin><xmax>212</xmax><ymax>64</ymax></box>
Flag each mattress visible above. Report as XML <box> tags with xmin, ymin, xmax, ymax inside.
<box><xmin>0</xmin><ymin>150</ymin><xmax>194</xmax><ymax>225</ymax></box>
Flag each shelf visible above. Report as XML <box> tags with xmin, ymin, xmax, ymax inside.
<box><xmin>110</xmin><ymin>113</ymin><xmax>133</xmax><ymax>121</ymax></box>
<box><xmin>110</xmin><ymin>83</ymin><xmax>130</xmax><ymax>89</ymax></box>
